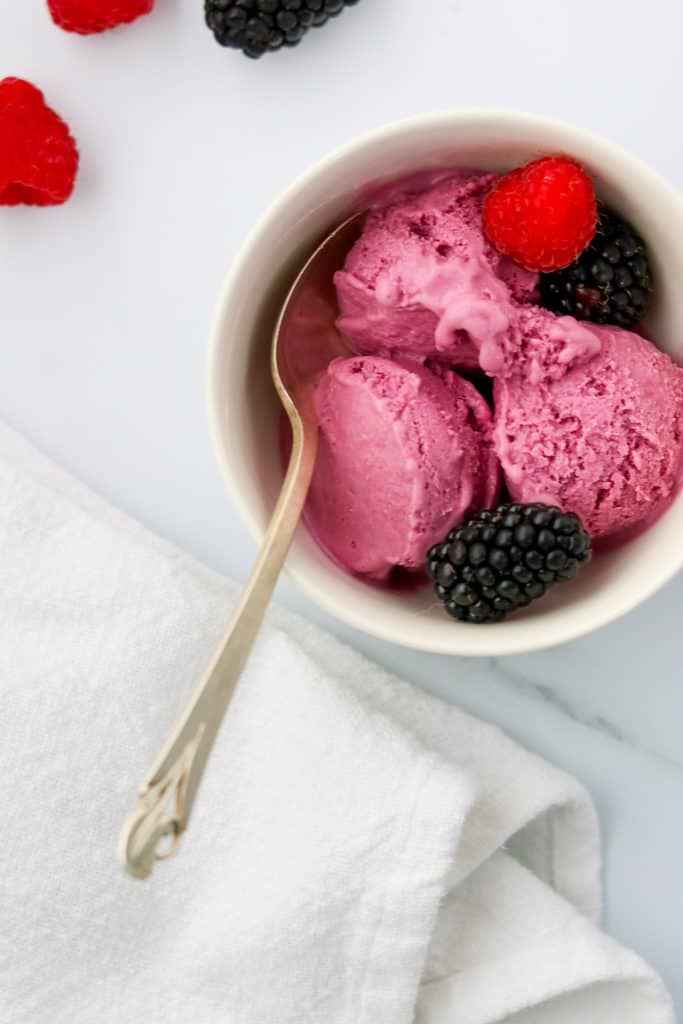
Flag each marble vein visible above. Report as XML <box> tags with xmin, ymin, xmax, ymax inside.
<box><xmin>490</xmin><ymin>656</ymin><xmax>683</xmax><ymax>773</ymax></box>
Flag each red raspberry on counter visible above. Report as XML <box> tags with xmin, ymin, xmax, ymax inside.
<box><xmin>0</xmin><ymin>78</ymin><xmax>79</xmax><ymax>206</ymax></box>
<box><xmin>47</xmin><ymin>0</ymin><xmax>154</xmax><ymax>34</ymax></box>
<box><xmin>483</xmin><ymin>156</ymin><xmax>598</xmax><ymax>272</ymax></box>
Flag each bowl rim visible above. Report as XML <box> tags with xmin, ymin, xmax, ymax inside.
<box><xmin>206</xmin><ymin>107</ymin><xmax>683</xmax><ymax>656</ymax></box>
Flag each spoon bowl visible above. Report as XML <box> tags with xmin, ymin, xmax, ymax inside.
<box><xmin>273</xmin><ymin>215</ymin><xmax>360</xmax><ymax>421</ymax></box>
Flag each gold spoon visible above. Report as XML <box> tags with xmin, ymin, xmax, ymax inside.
<box><xmin>119</xmin><ymin>214</ymin><xmax>361</xmax><ymax>879</ymax></box>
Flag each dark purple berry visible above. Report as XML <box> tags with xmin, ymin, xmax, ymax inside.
<box><xmin>204</xmin><ymin>0</ymin><xmax>361</xmax><ymax>54</ymax></box>
<box><xmin>540</xmin><ymin>208</ymin><xmax>652</xmax><ymax>329</ymax></box>
<box><xmin>427</xmin><ymin>503</ymin><xmax>591</xmax><ymax>624</ymax></box>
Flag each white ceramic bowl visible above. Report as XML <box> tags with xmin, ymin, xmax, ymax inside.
<box><xmin>207</xmin><ymin>110</ymin><xmax>683</xmax><ymax>656</ymax></box>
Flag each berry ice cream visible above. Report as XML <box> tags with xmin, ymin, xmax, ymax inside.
<box><xmin>296</xmin><ymin>158</ymin><xmax>683</xmax><ymax>619</ymax></box>
<box><xmin>305</xmin><ymin>356</ymin><xmax>499</xmax><ymax>579</ymax></box>
<box><xmin>494</xmin><ymin>325</ymin><xmax>683</xmax><ymax>541</ymax></box>
<box><xmin>335</xmin><ymin>173</ymin><xmax>538</xmax><ymax>372</ymax></box>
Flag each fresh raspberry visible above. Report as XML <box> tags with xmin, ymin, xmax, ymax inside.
<box><xmin>47</xmin><ymin>0</ymin><xmax>154</xmax><ymax>34</ymax></box>
<box><xmin>483</xmin><ymin>156</ymin><xmax>598</xmax><ymax>272</ymax></box>
<box><xmin>0</xmin><ymin>78</ymin><xmax>79</xmax><ymax>207</ymax></box>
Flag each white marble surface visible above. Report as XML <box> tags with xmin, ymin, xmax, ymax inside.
<box><xmin>2</xmin><ymin>0</ymin><xmax>682</xmax><ymax>1011</ymax></box>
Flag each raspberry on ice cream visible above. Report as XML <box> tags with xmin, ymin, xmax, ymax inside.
<box><xmin>305</xmin><ymin>356</ymin><xmax>499</xmax><ymax>580</ymax></box>
<box><xmin>483</xmin><ymin>156</ymin><xmax>598</xmax><ymax>272</ymax></box>
<box><xmin>494</xmin><ymin>326</ymin><xmax>683</xmax><ymax>541</ymax></box>
<box><xmin>334</xmin><ymin>173</ymin><xmax>538</xmax><ymax>371</ymax></box>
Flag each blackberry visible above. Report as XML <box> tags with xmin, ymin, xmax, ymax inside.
<box><xmin>539</xmin><ymin>208</ymin><xmax>652</xmax><ymax>330</ymax></box>
<box><xmin>205</xmin><ymin>0</ymin><xmax>361</xmax><ymax>58</ymax></box>
<box><xmin>427</xmin><ymin>503</ymin><xmax>591</xmax><ymax>624</ymax></box>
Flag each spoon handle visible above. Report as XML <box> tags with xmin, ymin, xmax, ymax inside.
<box><xmin>119</xmin><ymin>417</ymin><xmax>318</xmax><ymax>879</ymax></box>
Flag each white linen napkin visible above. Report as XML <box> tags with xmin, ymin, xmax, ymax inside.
<box><xmin>0</xmin><ymin>421</ymin><xmax>673</xmax><ymax>1024</ymax></box>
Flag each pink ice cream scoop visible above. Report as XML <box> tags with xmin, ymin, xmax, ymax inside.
<box><xmin>334</xmin><ymin>172</ymin><xmax>538</xmax><ymax>371</ymax></box>
<box><xmin>305</xmin><ymin>355</ymin><xmax>500</xmax><ymax>579</ymax></box>
<box><xmin>494</xmin><ymin>326</ymin><xmax>683</xmax><ymax>540</ymax></box>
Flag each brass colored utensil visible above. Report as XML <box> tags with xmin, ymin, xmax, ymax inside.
<box><xmin>119</xmin><ymin>215</ymin><xmax>361</xmax><ymax>879</ymax></box>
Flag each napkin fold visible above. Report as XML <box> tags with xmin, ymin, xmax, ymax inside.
<box><xmin>0</xmin><ymin>422</ymin><xmax>673</xmax><ymax>1024</ymax></box>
